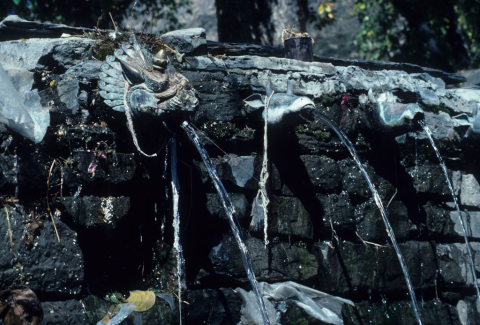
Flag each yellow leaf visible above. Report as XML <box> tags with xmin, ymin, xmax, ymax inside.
<box><xmin>328</xmin><ymin>12</ymin><xmax>334</xmax><ymax>19</ymax></box>
<box><xmin>126</xmin><ymin>291</ymin><xmax>156</xmax><ymax>312</ymax></box>
<box><xmin>50</xmin><ymin>80</ymin><xmax>56</xmax><ymax>87</ymax></box>
<box><xmin>325</xmin><ymin>3</ymin><xmax>331</xmax><ymax>12</ymax></box>
<box><xmin>318</xmin><ymin>4</ymin><xmax>324</xmax><ymax>15</ymax></box>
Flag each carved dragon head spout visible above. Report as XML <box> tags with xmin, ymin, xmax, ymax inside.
<box><xmin>97</xmin><ymin>34</ymin><xmax>198</xmax><ymax>157</ymax></box>
<box><xmin>98</xmin><ymin>35</ymin><xmax>198</xmax><ymax>117</ymax></box>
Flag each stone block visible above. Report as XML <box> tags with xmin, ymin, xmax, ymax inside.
<box><xmin>59</xmin><ymin>196</ymin><xmax>130</xmax><ymax>227</ymax></box>
<box><xmin>250</xmin><ymin>195</ymin><xmax>313</xmax><ymax>239</ymax></box>
<box><xmin>460</xmin><ymin>174</ymin><xmax>480</xmax><ymax>207</ymax></box>
<box><xmin>313</xmin><ymin>240</ymin><xmax>435</xmax><ymax>295</ymax></box>
<box><xmin>436</xmin><ymin>242</ymin><xmax>480</xmax><ymax>289</ymax></box>
<box><xmin>299</xmin><ymin>155</ymin><xmax>341</xmax><ymax>190</ymax></box>
<box><xmin>206</xmin><ymin>193</ymin><xmax>249</xmax><ymax>219</ymax></box>
<box><xmin>208</xmin><ymin>236</ymin><xmax>317</xmax><ymax>284</ymax></box>
<box><xmin>0</xmin><ymin>204</ymin><xmax>84</xmax><ymax>294</ymax></box>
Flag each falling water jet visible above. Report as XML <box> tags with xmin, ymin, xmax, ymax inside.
<box><xmin>419</xmin><ymin>120</ymin><xmax>480</xmax><ymax>303</ymax></box>
<box><xmin>181</xmin><ymin>121</ymin><xmax>271</xmax><ymax>325</ymax></box>
<box><xmin>310</xmin><ymin>110</ymin><xmax>423</xmax><ymax>325</ymax></box>
<box><xmin>167</xmin><ymin>137</ymin><xmax>186</xmax><ymax>323</ymax></box>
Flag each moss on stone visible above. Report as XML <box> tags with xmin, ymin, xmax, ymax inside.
<box><xmin>420</xmin><ymin>103</ymin><xmax>454</xmax><ymax>116</ymax></box>
<box><xmin>201</xmin><ymin>121</ymin><xmax>239</xmax><ymax>139</ymax></box>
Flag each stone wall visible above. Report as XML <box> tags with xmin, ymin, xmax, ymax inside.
<box><xmin>0</xmin><ymin>16</ymin><xmax>480</xmax><ymax>324</ymax></box>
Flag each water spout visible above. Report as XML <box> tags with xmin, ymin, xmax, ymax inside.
<box><xmin>310</xmin><ymin>110</ymin><xmax>423</xmax><ymax>325</ymax></box>
<box><xmin>419</xmin><ymin>121</ymin><xmax>480</xmax><ymax>303</ymax></box>
<box><xmin>181</xmin><ymin>121</ymin><xmax>271</xmax><ymax>325</ymax></box>
<box><xmin>360</xmin><ymin>89</ymin><xmax>424</xmax><ymax>136</ymax></box>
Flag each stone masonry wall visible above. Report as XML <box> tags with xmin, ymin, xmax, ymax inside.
<box><xmin>0</xmin><ymin>16</ymin><xmax>480</xmax><ymax>324</ymax></box>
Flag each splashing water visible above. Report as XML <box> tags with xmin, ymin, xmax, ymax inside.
<box><xmin>169</xmin><ymin>137</ymin><xmax>186</xmax><ymax>324</ymax></box>
<box><xmin>311</xmin><ymin>111</ymin><xmax>423</xmax><ymax>325</ymax></box>
<box><xmin>181</xmin><ymin>121</ymin><xmax>271</xmax><ymax>325</ymax></box>
<box><xmin>419</xmin><ymin>121</ymin><xmax>480</xmax><ymax>303</ymax></box>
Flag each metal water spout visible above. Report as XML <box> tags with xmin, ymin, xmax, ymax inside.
<box><xmin>243</xmin><ymin>81</ymin><xmax>315</xmax><ymax>124</ymax></box>
<box><xmin>452</xmin><ymin>104</ymin><xmax>480</xmax><ymax>142</ymax></box>
<box><xmin>359</xmin><ymin>89</ymin><xmax>425</xmax><ymax>136</ymax></box>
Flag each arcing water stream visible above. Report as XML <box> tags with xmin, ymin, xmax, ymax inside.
<box><xmin>419</xmin><ymin>121</ymin><xmax>480</xmax><ymax>303</ymax></box>
<box><xmin>169</xmin><ymin>137</ymin><xmax>186</xmax><ymax>323</ymax></box>
<box><xmin>181</xmin><ymin>121</ymin><xmax>271</xmax><ymax>325</ymax></box>
<box><xmin>311</xmin><ymin>110</ymin><xmax>423</xmax><ymax>325</ymax></box>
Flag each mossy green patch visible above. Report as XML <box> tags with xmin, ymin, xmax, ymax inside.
<box><xmin>201</xmin><ymin>121</ymin><xmax>239</xmax><ymax>139</ymax></box>
<box><xmin>295</xmin><ymin>125</ymin><xmax>331</xmax><ymax>141</ymax></box>
<box><xmin>420</xmin><ymin>103</ymin><xmax>454</xmax><ymax>116</ymax></box>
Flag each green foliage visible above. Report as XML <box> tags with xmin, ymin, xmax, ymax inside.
<box><xmin>1</xmin><ymin>0</ymin><xmax>191</xmax><ymax>34</ymax></box>
<box><xmin>309</xmin><ymin>1</ymin><xmax>337</xmax><ymax>30</ymax></box>
<box><xmin>353</xmin><ymin>0</ymin><xmax>403</xmax><ymax>61</ymax></box>
<box><xmin>353</xmin><ymin>0</ymin><xmax>480</xmax><ymax>71</ymax></box>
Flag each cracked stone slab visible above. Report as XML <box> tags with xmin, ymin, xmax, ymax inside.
<box><xmin>0</xmin><ymin>37</ymin><xmax>95</xmax><ymax>71</ymax></box>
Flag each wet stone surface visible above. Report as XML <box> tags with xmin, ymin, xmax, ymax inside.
<box><xmin>207</xmin><ymin>235</ymin><xmax>318</xmax><ymax>284</ymax></box>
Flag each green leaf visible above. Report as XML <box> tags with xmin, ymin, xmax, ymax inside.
<box><xmin>12</xmin><ymin>0</ymin><xmax>21</xmax><ymax>6</ymax></box>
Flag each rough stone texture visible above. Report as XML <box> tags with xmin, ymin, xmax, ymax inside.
<box><xmin>206</xmin><ymin>192</ymin><xmax>249</xmax><ymax>219</ymax></box>
<box><xmin>160</xmin><ymin>28</ymin><xmax>207</xmax><ymax>54</ymax></box>
<box><xmin>0</xmin><ymin>37</ymin><xmax>95</xmax><ymax>71</ymax></box>
<box><xmin>415</xmin><ymin>111</ymin><xmax>456</xmax><ymax>141</ymax></box>
<box><xmin>450</xmin><ymin>211</ymin><xmax>480</xmax><ymax>240</ymax></box>
<box><xmin>339</xmin><ymin>158</ymin><xmax>395</xmax><ymax>201</ymax></box>
<box><xmin>0</xmin><ymin>205</ymin><xmax>84</xmax><ymax>294</ymax></box>
<box><xmin>208</xmin><ymin>235</ymin><xmax>318</xmax><ymax>284</ymax></box>
<box><xmin>343</xmin><ymin>299</ymin><xmax>460</xmax><ymax>325</ymax></box>
<box><xmin>407</xmin><ymin>163</ymin><xmax>451</xmax><ymax>196</ymax></box>
<box><xmin>41</xmin><ymin>300</ymin><xmax>86</xmax><ymax>324</ymax></box>
<box><xmin>0</xmin><ymin>15</ymin><xmax>97</xmax><ymax>41</ymax></box>
<box><xmin>460</xmin><ymin>174</ymin><xmax>480</xmax><ymax>208</ymax></box>
<box><xmin>194</xmin><ymin>155</ymin><xmax>262</xmax><ymax>190</ymax></box>
<box><xmin>316</xmin><ymin>191</ymin><xmax>356</xmax><ymax>233</ymax></box>
<box><xmin>436</xmin><ymin>242</ymin><xmax>480</xmax><ymax>288</ymax></box>
<box><xmin>313</xmin><ymin>240</ymin><xmax>435</xmax><ymax>295</ymax></box>
<box><xmin>299</xmin><ymin>155</ymin><xmax>341</xmax><ymax>190</ymax></box>
<box><xmin>63</xmin><ymin>60</ymin><xmax>102</xmax><ymax>82</ymax></box>
<box><xmin>250</xmin><ymin>195</ymin><xmax>313</xmax><ymax>239</ymax></box>
<box><xmin>70</xmin><ymin>151</ymin><xmax>136</xmax><ymax>185</ymax></box>
<box><xmin>355</xmin><ymin>200</ymin><xmax>411</xmax><ymax>243</ymax></box>
<box><xmin>59</xmin><ymin>196</ymin><xmax>130</xmax><ymax>227</ymax></box>
<box><xmin>425</xmin><ymin>203</ymin><xmax>457</xmax><ymax>237</ymax></box>
<box><xmin>186</xmin><ymin>288</ymin><xmax>241</xmax><ymax>324</ymax></box>
<box><xmin>456</xmin><ymin>296</ymin><xmax>480</xmax><ymax>325</ymax></box>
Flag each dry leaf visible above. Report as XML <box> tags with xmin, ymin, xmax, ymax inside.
<box><xmin>126</xmin><ymin>291</ymin><xmax>155</xmax><ymax>312</ymax></box>
<box><xmin>24</xmin><ymin>219</ymin><xmax>42</xmax><ymax>249</ymax></box>
<box><xmin>0</xmin><ymin>285</ymin><xmax>43</xmax><ymax>325</ymax></box>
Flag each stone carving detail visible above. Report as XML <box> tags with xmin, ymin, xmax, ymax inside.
<box><xmin>99</xmin><ymin>35</ymin><xmax>198</xmax><ymax>116</ymax></box>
